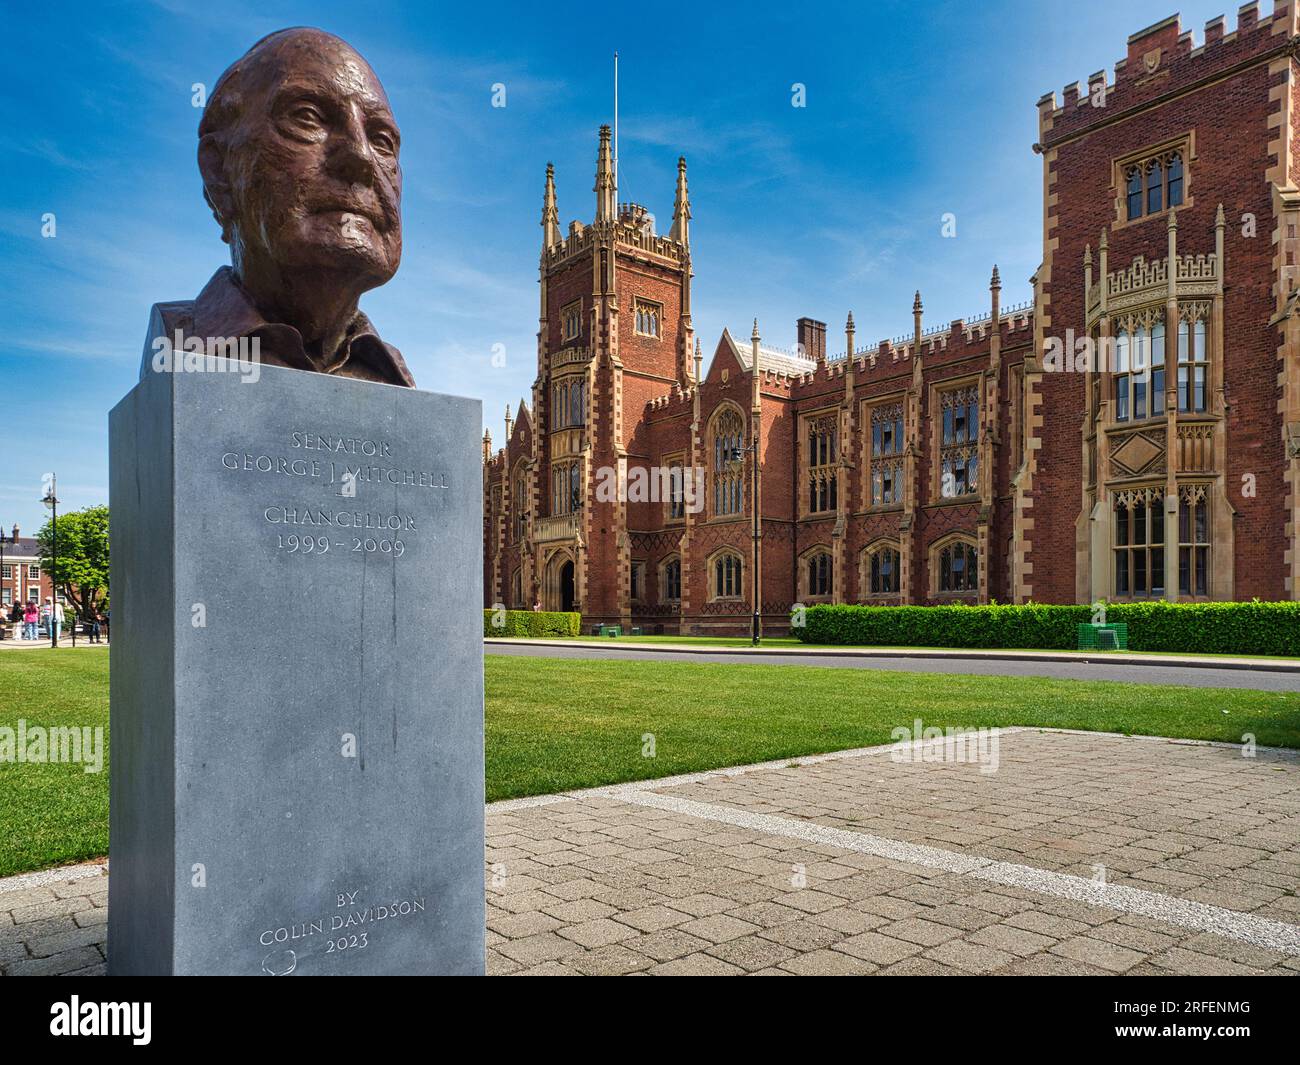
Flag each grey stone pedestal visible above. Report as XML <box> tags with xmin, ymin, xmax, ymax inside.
<box><xmin>107</xmin><ymin>363</ymin><xmax>484</xmax><ymax>975</ymax></box>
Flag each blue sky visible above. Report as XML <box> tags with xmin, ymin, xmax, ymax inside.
<box><xmin>0</xmin><ymin>0</ymin><xmax>1242</xmax><ymax>534</ymax></box>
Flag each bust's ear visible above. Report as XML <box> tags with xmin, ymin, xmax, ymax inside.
<box><xmin>198</xmin><ymin>135</ymin><xmax>235</xmax><ymax>244</ymax></box>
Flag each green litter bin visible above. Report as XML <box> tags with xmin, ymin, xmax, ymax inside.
<box><xmin>1077</xmin><ymin>622</ymin><xmax>1128</xmax><ymax>651</ymax></box>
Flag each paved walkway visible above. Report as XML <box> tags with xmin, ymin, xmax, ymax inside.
<box><xmin>3</xmin><ymin>730</ymin><xmax>1298</xmax><ymax>975</ymax></box>
<box><xmin>486</xmin><ymin>641</ymin><xmax>1300</xmax><ymax>691</ymax></box>
<box><xmin>0</xmin><ymin>639</ymin><xmax>107</xmax><ymax>651</ymax></box>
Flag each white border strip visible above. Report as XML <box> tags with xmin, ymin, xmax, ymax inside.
<box><xmin>0</xmin><ymin>861</ymin><xmax>106</xmax><ymax>896</ymax></box>
<box><xmin>611</xmin><ymin>788</ymin><xmax>1300</xmax><ymax>957</ymax></box>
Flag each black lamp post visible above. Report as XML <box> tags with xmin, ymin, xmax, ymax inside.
<box><xmin>42</xmin><ymin>476</ymin><xmax>58</xmax><ymax>648</ymax></box>
<box><xmin>0</xmin><ymin>528</ymin><xmax>9</xmax><ymax>639</ymax></box>
<box><xmin>729</xmin><ymin>443</ymin><xmax>761</xmax><ymax>646</ymax></box>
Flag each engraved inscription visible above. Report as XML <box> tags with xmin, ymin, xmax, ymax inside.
<box><xmin>218</xmin><ymin>430</ymin><xmax>449</xmax><ymax>558</ymax></box>
<box><xmin>256</xmin><ymin>886</ymin><xmax>428</xmax><ymax>968</ymax></box>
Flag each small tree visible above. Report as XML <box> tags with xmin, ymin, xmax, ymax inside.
<box><xmin>37</xmin><ymin>504</ymin><xmax>109</xmax><ymax>620</ymax></box>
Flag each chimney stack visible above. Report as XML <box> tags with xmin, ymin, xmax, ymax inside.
<box><xmin>796</xmin><ymin>318</ymin><xmax>827</xmax><ymax>363</ymax></box>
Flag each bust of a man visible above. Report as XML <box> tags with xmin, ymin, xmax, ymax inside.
<box><xmin>144</xmin><ymin>28</ymin><xmax>414</xmax><ymax>387</ymax></box>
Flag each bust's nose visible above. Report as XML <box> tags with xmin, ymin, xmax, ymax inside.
<box><xmin>325</xmin><ymin>104</ymin><xmax>378</xmax><ymax>186</ymax></box>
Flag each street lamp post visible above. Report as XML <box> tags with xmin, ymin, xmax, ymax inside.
<box><xmin>42</xmin><ymin>476</ymin><xmax>59</xmax><ymax>648</ymax></box>
<box><xmin>729</xmin><ymin>443</ymin><xmax>761</xmax><ymax>646</ymax></box>
<box><xmin>0</xmin><ymin>528</ymin><xmax>9</xmax><ymax>640</ymax></box>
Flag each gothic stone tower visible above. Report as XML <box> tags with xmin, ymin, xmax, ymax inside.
<box><xmin>511</xmin><ymin>126</ymin><xmax>693</xmax><ymax>624</ymax></box>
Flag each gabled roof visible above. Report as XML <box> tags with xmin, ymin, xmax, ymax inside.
<box><xmin>720</xmin><ymin>327</ymin><xmax>817</xmax><ymax>377</ymax></box>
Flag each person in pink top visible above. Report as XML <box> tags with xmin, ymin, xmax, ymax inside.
<box><xmin>22</xmin><ymin>601</ymin><xmax>38</xmax><ymax>641</ymax></box>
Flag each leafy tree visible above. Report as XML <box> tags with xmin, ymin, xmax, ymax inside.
<box><xmin>36</xmin><ymin>505</ymin><xmax>109</xmax><ymax>620</ymax></box>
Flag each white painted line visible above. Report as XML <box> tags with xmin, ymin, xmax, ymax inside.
<box><xmin>969</xmin><ymin>861</ymin><xmax>1300</xmax><ymax>955</ymax></box>
<box><xmin>487</xmin><ymin>794</ymin><xmax>573</xmax><ymax>813</ymax></box>
<box><xmin>0</xmin><ymin>861</ymin><xmax>106</xmax><ymax>896</ymax></box>
<box><xmin>609</xmin><ymin>788</ymin><xmax>1300</xmax><ymax>958</ymax></box>
<box><xmin>580</xmin><ymin>729</ymin><xmax>1030</xmax><ymax>799</ymax></box>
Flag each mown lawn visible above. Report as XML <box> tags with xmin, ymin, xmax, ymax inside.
<box><xmin>0</xmin><ymin>650</ymin><xmax>113</xmax><ymax>879</ymax></box>
<box><xmin>2</xmin><ymin>647</ymin><xmax>1298</xmax><ymax>876</ymax></box>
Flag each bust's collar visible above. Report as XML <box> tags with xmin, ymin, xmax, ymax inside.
<box><xmin>191</xmin><ymin>266</ymin><xmax>415</xmax><ymax>387</ymax></box>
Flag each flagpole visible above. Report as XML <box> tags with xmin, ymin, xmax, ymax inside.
<box><xmin>613</xmin><ymin>51</ymin><xmax>619</xmax><ymax>196</ymax></box>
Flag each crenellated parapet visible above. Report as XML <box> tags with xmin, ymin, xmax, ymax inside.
<box><xmin>1038</xmin><ymin>4</ymin><xmax>1300</xmax><ymax>148</ymax></box>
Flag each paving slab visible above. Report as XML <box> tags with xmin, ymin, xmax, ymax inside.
<box><xmin>2</xmin><ymin>730</ymin><xmax>1297</xmax><ymax>975</ymax></box>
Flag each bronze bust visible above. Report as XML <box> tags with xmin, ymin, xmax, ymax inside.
<box><xmin>144</xmin><ymin>28</ymin><xmax>414</xmax><ymax>386</ymax></box>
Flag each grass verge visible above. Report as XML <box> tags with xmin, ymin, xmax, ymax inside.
<box><xmin>2</xmin><ymin>648</ymin><xmax>1297</xmax><ymax>876</ymax></box>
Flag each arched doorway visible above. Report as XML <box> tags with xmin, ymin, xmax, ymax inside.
<box><xmin>544</xmin><ymin>550</ymin><xmax>576</xmax><ymax>612</ymax></box>
<box><xmin>559</xmin><ymin>560</ymin><xmax>575</xmax><ymax>612</ymax></box>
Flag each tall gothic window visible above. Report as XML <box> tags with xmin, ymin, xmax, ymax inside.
<box><xmin>662</xmin><ymin>557</ymin><xmax>681</xmax><ymax>602</ymax></box>
<box><xmin>1177</xmin><ymin>308</ymin><xmax>1209</xmax><ymax>413</ymax></box>
<box><xmin>513</xmin><ymin>469</ymin><xmax>527</xmax><ymax>540</ymax></box>
<box><xmin>1114</xmin><ymin>314</ymin><xmax>1165</xmax><ymax>422</ymax></box>
<box><xmin>807</xmin><ymin>415</ymin><xmax>838</xmax><ymax>514</ymax></box>
<box><xmin>870</xmin><ymin>402</ymin><xmax>904</xmax><ymax>506</ymax></box>
<box><xmin>562</xmin><ymin>301</ymin><xmax>582</xmax><ymax>341</ymax></box>
<box><xmin>1178</xmin><ymin>486</ymin><xmax>1210</xmax><ymax>597</ymax></box>
<box><xmin>1126</xmin><ymin>167</ymin><xmax>1143</xmax><ymax>221</ymax></box>
<box><xmin>634</xmin><ymin>301</ymin><xmax>661</xmax><ymax>338</ymax></box>
<box><xmin>1113</xmin><ymin>489</ymin><xmax>1165</xmax><ymax>599</ymax></box>
<box><xmin>939</xmin><ymin>386</ymin><xmax>979</xmax><ymax>498</ymax></box>
<box><xmin>1145</xmin><ymin>157</ymin><xmax>1163</xmax><ymax>215</ymax></box>
<box><xmin>1167</xmin><ymin>152</ymin><xmax>1184</xmax><ymax>206</ymax></box>
<box><xmin>938</xmin><ymin>539</ymin><xmax>978</xmax><ymax>593</ymax></box>
<box><xmin>713</xmin><ymin>552</ymin><xmax>743</xmax><ymax>599</ymax></box>
<box><xmin>552</xmin><ymin>377</ymin><xmax>586</xmax><ymax>430</ymax></box>
<box><xmin>712</xmin><ymin>409</ymin><xmax>745</xmax><ymax>516</ymax></box>
<box><xmin>551</xmin><ymin>461</ymin><xmax>581</xmax><ymax>515</ymax></box>
<box><xmin>866</xmin><ymin>543</ymin><xmax>900</xmax><ymax>596</ymax></box>
<box><xmin>805</xmin><ymin>549</ymin><xmax>832</xmax><ymax>598</ymax></box>
<box><xmin>667</xmin><ymin>459</ymin><xmax>685</xmax><ymax>520</ymax></box>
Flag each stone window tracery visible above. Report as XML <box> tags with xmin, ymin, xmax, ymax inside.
<box><xmin>807</xmin><ymin>414</ymin><xmax>838</xmax><ymax>514</ymax></box>
<box><xmin>870</xmin><ymin>402</ymin><xmax>904</xmax><ymax>506</ymax></box>
<box><xmin>939</xmin><ymin>385</ymin><xmax>979</xmax><ymax>498</ymax></box>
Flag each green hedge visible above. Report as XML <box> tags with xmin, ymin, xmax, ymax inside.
<box><xmin>483</xmin><ymin>609</ymin><xmax>581</xmax><ymax>638</ymax></box>
<box><xmin>793</xmin><ymin>601</ymin><xmax>1300</xmax><ymax>657</ymax></box>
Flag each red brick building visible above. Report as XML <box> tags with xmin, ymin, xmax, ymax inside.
<box><xmin>1</xmin><ymin>524</ymin><xmax>57</xmax><ymax>618</ymax></box>
<box><xmin>485</xmin><ymin>7</ymin><xmax>1300</xmax><ymax>633</ymax></box>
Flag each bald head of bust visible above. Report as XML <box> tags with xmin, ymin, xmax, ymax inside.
<box><xmin>197</xmin><ymin>29</ymin><xmax>403</xmax><ymax>349</ymax></box>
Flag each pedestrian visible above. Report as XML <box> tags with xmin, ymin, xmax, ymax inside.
<box><xmin>533</xmin><ymin>599</ymin><xmax>542</xmax><ymax>612</ymax></box>
<box><xmin>90</xmin><ymin>610</ymin><xmax>103</xmax><ymax>644</ymax></box>
<box><xmin>42</xmin><ymin>597</ymin><xmax>64</xmax><ymax>644</ymax></box>
<box><xmin>23</xmin><ymin>600</ymin><xmax>38</xmax><ymax>640</ymax></box>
